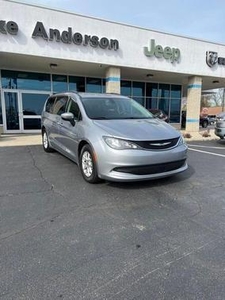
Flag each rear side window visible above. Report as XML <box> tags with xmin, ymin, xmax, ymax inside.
<box><xmin>52</xmin><ymin>96</ymin><xmax>68</xmax><ymax>115</ymax></box>
<box><xmin>45</xmin><ymin>97</ymin><xmax>56</xmax><ymax>113</ymax></box>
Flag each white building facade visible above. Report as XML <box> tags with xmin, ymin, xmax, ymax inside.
<box><xmin>1</xmin><ymin>0</ymin><xmax>225</xmax><ymax>133</ymax></box>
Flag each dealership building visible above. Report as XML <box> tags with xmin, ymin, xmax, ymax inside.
<box><xmin>1</xmin><ymin>0</ymin><xmax>225</xmax><ymax>134</ymax></box>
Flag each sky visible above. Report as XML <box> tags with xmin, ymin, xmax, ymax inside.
<box><xmin>6</xmin><ymin>0</ymin><xmax>225</xmax><ymax>44</ymax></box>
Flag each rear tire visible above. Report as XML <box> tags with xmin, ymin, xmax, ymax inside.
<box><xmin>202</xmin><ymin>120</ymin><xmax>208</xmax><ymax>128</ymax></box>
<box><xmin>79</xmin><ymin>145</ymin><xmax>100</xmax><ymax>183</ymax></box>
<box><xmin>42</xmin><ymin>129</ymin><xmax>54</xmax><ymax>153</ymax></box>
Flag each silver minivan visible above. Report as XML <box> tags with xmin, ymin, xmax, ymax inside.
<box><xmin>41</xmin><ymin>92</ymin><xmax>188</xmax><ymax>183</ymax></box>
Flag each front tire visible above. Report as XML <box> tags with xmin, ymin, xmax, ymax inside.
<box><xmin>79</xmin><ymin>145</ymin><xmax>100</xmax><ymax>183</ymax></box>
<box><xmin>42</xmin><ymin>129</ymin><xmax>54</xmax><ymax>153</ymax></box>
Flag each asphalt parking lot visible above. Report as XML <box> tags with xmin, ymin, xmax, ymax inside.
<box><xmin>0</xmin><ymin>136</ymin><xmax>225</xmax><ymax>299</ymax></box>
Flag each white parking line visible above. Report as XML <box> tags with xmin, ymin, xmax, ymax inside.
<box><xmin>188</xmin><ymin>148</ymin><xmax>225</xmax><ymax>158</ymax></box>
<box><xmin>188</xmin><ymin>144</ymin><xmax>225</xmax><ymax>150</ymax></box>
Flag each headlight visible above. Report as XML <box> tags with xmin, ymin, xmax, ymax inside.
<box><xmin>103</xmin><ymin>136</ymin><xmax>138</xmax><ymax>150</ymax></box>
<box><xmin>178</xmin><ymin>135</ymin><xmax>186</xmax><ymax>146</ymax></box>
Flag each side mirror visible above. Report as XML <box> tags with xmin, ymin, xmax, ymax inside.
<box><xmin>61</xmin><ymin>112</ymin><xmax>75</xmax><ymax>126</ymax></box>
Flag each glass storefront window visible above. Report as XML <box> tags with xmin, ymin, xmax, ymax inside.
<box><xmin>171</xmin><ymin>85</ymin><xmax>181</xmax><ymax>98</ymax></box>
<box><xmin>158</xmin><ymin>84</ymin><xmax>170</xmax><ymax>98</ymax></box>
<box><xmin>1</xmin><ymin>70</ymin><xmax>182</xmax><ymax>127</ymax></box>
<box><xmin>4</xmin><ymin>91</ymin><xmax>19</xmax><ymax>130</ymax></box>
<box><xmin>69</xmin><ymin>76</ymin><xmax>85</xmax><ymax>92</ymax></box>
<box><xmin>146</xmin><ymin>83</ymin><xmax>158</xmax><ymax>97</ymax></box>
<box><xmin>170</xmin><ymin>98</ymin><xmax>181</xmax><ymax>123</ymax></box>
<box><xmin>22</xmin><ymin>93</ymin><xmax>49</xmax><ymax>115</ymax></box>
<box><xmin>158</xmin><ymin>98</ymin><xmax>169</xmax><ymax>114</ymax></box>
<box><xmin>0</xmin><ymin>92</ymin><xmax>2</xmax><ymax>124</ymax></box>
<box><xmin>121</xmin><ymin>80</ymin><xmax>131</xmax><ymax>96</ymax></box>
<box><xmin>133</xmin><ymin>82</ymin><xmax>145</xmax><ymax>97</ymax></box>
<box><xmin>86</xmin><ymin>77</ymin><xmax>102</xmax><ymax>93</ymax></box>
<box><xmin>102</xmin><ymin>79</ymin><xmax>106</xmax><ymax>93</ymax></box>
<box><xmin>1</xmin><ymin>70</ymin><xmax>51</xmax><ymax>91</ymax></box>
<box><xmin>52</xmin><ymin>75</ymin><xmax>68</xmax><ymax>93</ymax></box>
<box><xmin>146</xmin><ymin>97</ymin><xmax>158</xmax><ymax>109</ymax></box>
<box><xmin>133</xmin><ymin>97</ymin><xmax>145</xmax><ymax>106</ymax></box>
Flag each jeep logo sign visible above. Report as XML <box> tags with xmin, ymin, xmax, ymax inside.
<box><xmin>206</xmin><ymin>51</ymin><xmax>225</xmax><ymax>67</ymax></box>
<box><xmin>144</xmin><ymin>39</ymin><xmax>180</xmax><ymax>63</ymax></box>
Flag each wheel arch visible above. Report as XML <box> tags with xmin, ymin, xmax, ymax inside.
<box><xmin>78</xmin><ymin>140</ymin><xmax>99</xmax><ymax>168</ymax></box>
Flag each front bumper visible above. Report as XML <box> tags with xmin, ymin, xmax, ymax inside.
<box><xmin>96</xmin><ymin>144</ymin><xmax>188</xmax><ymax>182</ymax></box>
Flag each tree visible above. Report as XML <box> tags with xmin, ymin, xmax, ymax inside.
<box><xmin>201</xmin><ymin>88</ymin><xmax>224</xmax><ymax>108</ymax></box>
<box><xmin>210</xmin><ymin>88</ymin><xmax>224</xmax><ymax>106</ymax></box>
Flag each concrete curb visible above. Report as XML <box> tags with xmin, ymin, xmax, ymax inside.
<box><xmin>0</xmin><ymin>134</ymin><xmax>42</xmax><ymax>147</ymax></box>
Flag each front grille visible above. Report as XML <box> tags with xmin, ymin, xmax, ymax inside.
<box><xmin>113</xmin><ymin>159</ymin><xmax>186</xmax><ymax>175</ymax></box>
<box><xmin>134</xmin><ymin>137</ymin><xmax>180</xmax><ymax>150</ymax></box>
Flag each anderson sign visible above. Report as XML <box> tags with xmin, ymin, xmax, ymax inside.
<box><xmin>144</xmin><ymin>39</ymin><xmax>180</xmax><ymax>63</ymax></box>
<box><xmin>0</xmin><ymin>20</ymin><xmax>18</xmax><ymax>35</ymax></box>
<box><xmin>0</xmin><ymin>20</ymin><xmax>119</xmax><ymax>51</ymax></box>
<box><xmin>32</xmin><ymin>22</ymin><xmax>119</xmax><ymax>50</ymax></box>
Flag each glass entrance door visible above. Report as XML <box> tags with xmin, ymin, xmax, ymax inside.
<box><xmin>21</xmin><ymin>92</ymin><xmax>49</xmax><ymax>131</ymax></box>
<box><xmin>3</xmin><ymin>90</ymin><xmax>49</xmax><ymax>133</ymax></box>
<box><xmin>4</xmin><ymin>91</ymin><xmax>21</xmax><ymax>132</ymax></box>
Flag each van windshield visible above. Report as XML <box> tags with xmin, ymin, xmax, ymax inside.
<box><xmin>81</xmin><ymin>97</ymin><xmax>153</xmax><ymax>120</ymax></box>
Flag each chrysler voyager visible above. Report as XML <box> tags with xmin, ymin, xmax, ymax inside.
<box><xmin>41</xmin><ymin>92</ymin><xmax>188</xmax><ymax>183</ymax></box>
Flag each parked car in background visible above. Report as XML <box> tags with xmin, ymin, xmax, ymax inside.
<box><xmin>215</xmin><ymin>112</ymin><xmax>225</xmax><ymax>139</ymax></box>
<box><xmin>41</xmin><ymin>92</ymin><xmax>188</xmax><ymax>183</ymax></box>
<box><xmin>148</xmin><ymin>109</ymin><xmax>170</xmax><ymax>123</ymax></box>
<box><xmin>200</xmin><ymin>115</ymin><xmax>209</xmax><ymax>128</ymax></box>
<box><xmin>181</xmin><ymin>111</ymin><xmax>209</xmax><ymax>128</ymax></box>
<box><xmin>207</xmin><ymin>114</ymin><xmax>216</xmax><ymax>125</ymax></box>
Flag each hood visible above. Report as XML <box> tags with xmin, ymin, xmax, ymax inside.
<box><xmin>92</xmin><ymin>118</ymin><xmax>180</xmax><ymax>140</ymax></box>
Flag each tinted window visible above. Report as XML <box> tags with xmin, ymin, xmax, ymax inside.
<box><xmin>121</xmin><ymin>81</ymin><xmax>131</xmax><ymax>96</ymax></box>
<box><xmin>133</xmin><ymin>97</ymin><xmax>145</xmax><ymax>106</ymax></box>
<box><xmin>22</xmin><ymin>93</ymin><xmax>49</xmax><ymax>115</ymax></box>
<box><xmin>69</xmin><ymin>76</ymin><xmax>85</xmax><ymax>92</ymax></box>
<box><xmin>158</xmin><ymin>84</ymin><xmax>170</xmax><ymax>98</ymax></box>
<box><xmin>53</xmin><ymin>97</ymin><xmax>68</xmax><ymax>115</ymax></box>
<box><xmin>4</xmin><ymin>92</ymin><xmax>19</xmax><ymax>130</ymax></box>
<box><xmin>171</xmin><ymin>85</ymin><xmax>181</xmax><ymax>98</ymax></box>
<box><xmin>0</xmin><ymin>92</ymin><xmax>2</xmax><ymax>124</ymax></box>
<box><xmin>170</xmin><ymin>98</ymin><xmax>181</xmax><ymax>123</ymax></box>
<box><xmin>146</xmin><ymin>83</ymin><xmax>158</xmax><ymax>97</ymax></box>
<box><xmin>86</xmin><ymin>78</ymin><xmax>102</xmax><ymax>93</ymax></box>
<box><xmin>1</xmin><ymin>70</ymin><xmax>51</xmax><ymax>91</ymax></box>
<box><xmin>52</xmin><ymin>75</ymin><xmax>68</xmax><ymax>93</ymax></box>
<box><xmin>23</xmin><ymin>119</ymin><xmax>41</xmax><ymax>130</ymax></box>
<box><xmin>159</xmin><ymin>98</ymin><xmax>169</xmax><ymax>115</ymax></box>
<box><xmin>146</xmin><ymin>97</ymin><xmax>157</xmax><ymax>109</ymax></box>
<box><xmin>133</xmin><ymin>82</ymin><xmax>145</xmax><ymax>97</ymax></box>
